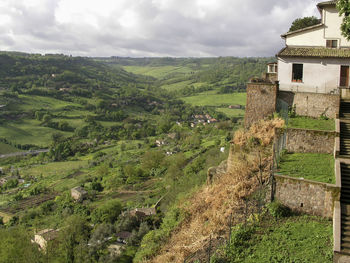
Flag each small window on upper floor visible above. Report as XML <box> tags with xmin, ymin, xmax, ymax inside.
<box><xmin>292</xmin><ymin>63</ymin><xmax>303</xmax><ymax>82</ymax></box>
<box><xmin>326</xmin><ymin>39</ymin><xmax>338</xmax><ymax>48</ymax></box>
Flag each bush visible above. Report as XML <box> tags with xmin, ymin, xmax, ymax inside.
<box><xmin>91</xmin><ymin>199</ymin><xmax>123</xmax><ymax>224</ymax></box>
<box><xmin>134</xmin><ymin>206</ymin><xmax>184</xmax><ymax>261</ymax></box>
<box><xmin>267</xmin><ymin>202</ymin><xmax>291</xmax><ymax>219</ymax></box>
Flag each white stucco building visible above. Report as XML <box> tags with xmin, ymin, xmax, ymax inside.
<box><xmin>277</xmin><ymin>1</ymin><xmax>350</xmax><ymax>94</ymax></box>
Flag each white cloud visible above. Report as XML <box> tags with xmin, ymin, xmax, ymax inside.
<box><xmin>0</xmin><ymin>0</ymin><xmax>323</xmax><ymax>57</ymax></box>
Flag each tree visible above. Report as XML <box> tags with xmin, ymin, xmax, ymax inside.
<box><xmin>91</xmin><ymin>199</ymin><xmax>123</xmax><ymax>224</ymax></box>
<box><xmin>337</xmin><ymin>0</ymin><xmax>350</xmax><ymax>39</ymax></box>
<box><xmin>141</xmin><ymin>150</ymin><xmax>164</xmax><ymax>172</ymax></box>
<box><xmin>0</xmin><ymin>227</ymin><xmax>42</xmax><ymax>263</ymax></box>
<box><xmin>288</xmin><ymin>16</ymin><xmax>320</xmax><ymax>32</ymax></box>
<box><xmin>58</xmin><ymin>215</ymin><xmax>91</xmax><ymax>263</ymax></box>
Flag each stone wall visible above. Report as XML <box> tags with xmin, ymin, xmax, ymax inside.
<box><xmin>278</xmin><ymin>91</ymin><xmax>340</xmax><ymax>118</ymax></box>
<box><xmin>277</xmin><ymin>128</ymin><xmax>336</xmax><ymax>154</ymax></box>
<box><xmin>244</xmin><ymin>82</ymin><xmax>278</xmax><ymax>128</ymax></box>
<box><xmin>273</xmin><ymin>174</ymin><xmax>339</xmax><ymax>218</ymax></box>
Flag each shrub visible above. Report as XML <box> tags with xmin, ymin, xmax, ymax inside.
<box><xmin>91</xmin><ymin>199</ymin><xmax>123</xmax><ymax>224</ymax></box>
<box><xmin>134</xmin><ymin>206</ymin><xmax>184</xmax><ymax>261</ymax></box>
<box><xmin>267</xmin><ymin>202</ymin><xmax>291</xmax><ymax>219</ymax></box>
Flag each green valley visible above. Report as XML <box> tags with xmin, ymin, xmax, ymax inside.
<box><xmin>0</xmin><ymin>52</ymin><xmax>271</xmax><ymax>262</ymax></box>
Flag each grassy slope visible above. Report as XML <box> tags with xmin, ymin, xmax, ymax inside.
<box><xmin>123</xmin><ymin>65</ymin><xmax>193</xmax><ymax>79</ymax></box>
<box><xmin>278</xmin><ymin>153</ymin><xmax>335</xmax><ymax>184</ymax></box>
<box><xmin>0</xmin><ymin>119</ymin><xmax>72</xmax><ymax>147</ymax></box>
<box><xmin>181</xmin><ymin>91</ymin><xmax>246</xmax><ymax>107</ymax></box>
<box><xmin>0</xmin><ymin>142</ymin><xmax>22</xmax><ymax>154</ymax></box>
<box><xmin>288</xmin><ymin>116</ymin><xmax>335</xmax><ymax>131</ymax></box>
<box><xmin>225</xmin><ymin>215</ymin><xmax>332</xmax><ymax>263</ymax></box>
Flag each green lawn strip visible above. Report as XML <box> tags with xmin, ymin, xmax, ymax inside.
<box><xmin>278</xmin><ymin>153</ymin><xmax>335</xmax><ymax>184</ymax></box>
<box><xmin>181</xmin><ymin>92</ymin><xmax>246</xmax><ymax>107</ymax></box>
<box><xmin>288</xmin><ymin>116</ymin><xmax>335</xmax><ymax>131</ymax></box>
<box><xmin>240</xmin><ymin>216</ymin><xmax>332</xmax><ymax>263</ymax></box>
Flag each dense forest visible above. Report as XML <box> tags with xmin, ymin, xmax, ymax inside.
<box><xmin>0</xmin><ymin>52</ymin><xmax>271</xmax><ymax>262</ymax></box>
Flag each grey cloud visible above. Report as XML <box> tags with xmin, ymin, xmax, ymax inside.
<box><xmin>0</xmin><ymin>0</ymin><xmax>320</xmax><ymax>57</ymax></box>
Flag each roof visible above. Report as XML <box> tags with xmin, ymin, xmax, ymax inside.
<box><xmin>36</xmin><ymin>229</ymin><xmax>59</xmax><ymax>241</ymax></box>
<box><xmin>281</xmin><ymin>23</ymin><xmax>324</xmax><ymax>38</ymax></box>
<box><xmin>317</xmin><ymin>1</ymin><xmax>337</xmax><ymax>8</ymax></box>
<box><xmin>71</xmin><ymin>186</ymin><xmax>87</xmax><ymax>194</ymax></box>
<box><xmin>116</xmin><ymin>231</ymin><xmax>132</xmax><ymax>239</ymax></box>
<box><xmin>277</xmin><ymin>46</ymin><xmax>350</xmax><ymax>58</ymax></box>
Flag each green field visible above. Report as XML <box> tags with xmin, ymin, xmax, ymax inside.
<box><xmin>123</xmin><ymin>65</ymin><xmax>193</xmax><ymax>79</ymax></box>
<box><xmin>216</xmin><ymin>108</ymin><xmax>245</xmax><ymax>117</ymax></box>
<box><xmin>278</xmin><ymin>153</ymin><xmax>335</xmax><ymax>184</ymax></box>
<box><xmin>0</xmin><ymin>142</ymin><xmax>22</xmax><ymax>155</ymax></box>
<box><xmin>11</xmin><ymin>95</ymin><xmax>80</xmax><ymax>112</ymax></box>
<box><xmin>0</xmin><ymin>119</ymin><xmax>72</xmax><ymax>147</ymax></box>
<box><xmin>181</xmin><ymin>92</ymin><xmax>246</xmax><ymax>107</ymax></box>
<box><xmin>161</xmin><ymin>80</ymin><xmax>194</xmax><ymax>91</ymax></box>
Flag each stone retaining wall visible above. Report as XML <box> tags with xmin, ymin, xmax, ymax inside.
<box><xmin>277</xmin><ymin>128</ymin><xmax>336</xmax><ymax>154</ymax></box>
<box><xmin>278</xmin><ymin>91</ymin><xmax>339</xmax><ymax>119</ymax></box>
<box><xmin>273</xmin><ymin>174</ymin><xmax>339</xmax><ymax>218</ymax></box>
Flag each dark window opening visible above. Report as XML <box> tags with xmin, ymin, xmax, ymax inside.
<box><xmin>326</xmin><ymin>39</ymin><xmax>338</xmax><ymax>48</ymax></box>
<box><xmin>292</xmin><ymin>64</ymin><xmax>303</xmax><ymax>82</ymax></box>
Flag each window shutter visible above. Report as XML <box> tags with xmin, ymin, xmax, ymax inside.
<box><xmin>326</xmin><ymin>40</ymin><xmax>332</xmax><ymax>48</ymax></box>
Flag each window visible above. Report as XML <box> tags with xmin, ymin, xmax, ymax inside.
<box><xmin>326</xmin><ymin>39</ymin><xmax>338</xmax><ymax>48</ymax></box>
<box><xmin>292</xmin><ymin>64</ymin><xmax>303</xmax><ymax>82</ymax></box>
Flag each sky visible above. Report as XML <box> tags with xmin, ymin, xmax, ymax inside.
<box><xmin>0</xmin><ymin>0</ymin><xmax>321</xmax><ymax>57</ymax></box>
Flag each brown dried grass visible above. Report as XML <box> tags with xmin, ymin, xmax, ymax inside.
<box><xmin>148</xmin><ymin>119</ymin><xmax>284</xmax><ymax>263</ymax></box>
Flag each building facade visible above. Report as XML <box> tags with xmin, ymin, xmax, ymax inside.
<box><xmin>277</xmin><ymin>1</ymin><xmax>350</xmax><ymax>94</ymax></box>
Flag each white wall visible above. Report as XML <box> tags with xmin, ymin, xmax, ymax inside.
<box><xmin>324</xmin><ymin>7</ymin><xmax>350</xmax><ymax>47</ymax></box>
<box><xmin>285</xmin><ymin>6</ymin><xmax>350</xmax><ymax>47</ymax></box>
<box><xmin>278</xmin><ymin>57</ymin><xmax>350</xmax><ymax>93</ymax></box>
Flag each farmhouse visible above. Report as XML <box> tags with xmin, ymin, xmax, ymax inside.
<box><xmin>278</xmin><ymin>1</ymin><xmax>350</xmax><ymax>94</ymax></box>
<box><xmin>71</xmin><ymin>186</ymin><xmax>88</xmax><ymax>202</ymax></box>
<box><xmin>32</xmin><ymin>229</ymin><xmax>59</xmax><ymax>251</ymax></box>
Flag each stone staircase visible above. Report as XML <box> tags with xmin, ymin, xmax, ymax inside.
<box><xmin>341</xmin><ymin>163</ymin><xmax>350</xmax><ymax>254</ymax></box>
<box><xmin>340</xmin><ymin>122</ymin><xmax>350</xmax><ymax>157</ymax></box>
<box><xmin>340</xmin><ymin>100</ymin><xmax>350</xmax><ymax>256</ymax></box>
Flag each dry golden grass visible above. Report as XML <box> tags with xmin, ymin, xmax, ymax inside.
<box><xmin>149</xmin><ymin>119</ymin><xmax>284</xmax><ymax>263</ymax></box>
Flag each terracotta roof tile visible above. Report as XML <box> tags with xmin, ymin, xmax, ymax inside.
<box><xmin>277</xmin><ymin>47</ymin><xmax>350</xmax><ymax>58</ymax></box>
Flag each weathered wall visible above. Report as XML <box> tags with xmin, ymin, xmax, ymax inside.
<box><xmin>244</xmin><ymin>83</ymin><xmax>278</xmax><ymax>128</ymax></box>
<box><xmin>277</xmin><ymin>128</ymin><xmax>336</xmax><ymax>154</ymax></box>
<box><xmin>278</xmin><ymin>57</ymin><xmax>348</xmax><ymax>94</ymax></box>
<box><xmin>278</xmin><ymin>91</ymin><xmax>339</xmax><ymax>118</ymax></box>
<box><xmin>274</xmin><ymin>174</ymin><xmax>339</xmax><ymax>218</ymax></box>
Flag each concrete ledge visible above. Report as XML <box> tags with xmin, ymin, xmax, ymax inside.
<box><xmin>335</xmin><ymin>159</ymin><xmax>341</xmax><ymax>188</ymax></box>
<box><xmin>275</xmin><ymin>174</ymin><xmax>338</xmax><ymax>189</ymax></box>
<box><xmin>335</xmin><ymin>137</ymin><xmax>340</xmax><ymax>158</ymax></box>
<box><xmin>336</xmin><ymin>119</ymin><xmax>341</xmax><ymax>133</ymax></box>
<box><xmin>334</xmin><ymin>201</ymin><xmax>341</xmax><ymax>253</ymax></box>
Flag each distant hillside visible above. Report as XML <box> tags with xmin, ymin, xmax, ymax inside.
<box><xmin>0</xmin><ymin>51</ymin><xmax>153</xmax><ymax>92</ymax></box>
<box><xmin>97</xmin><ymin>56</ymin><xmax>274</xmax><ymax>94</ymax></box>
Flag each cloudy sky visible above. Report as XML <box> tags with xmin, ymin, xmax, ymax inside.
<box><xmin>0</xmin><ymin>0</ymin><xmax>320</xmax><ymax>57</ymax></box>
